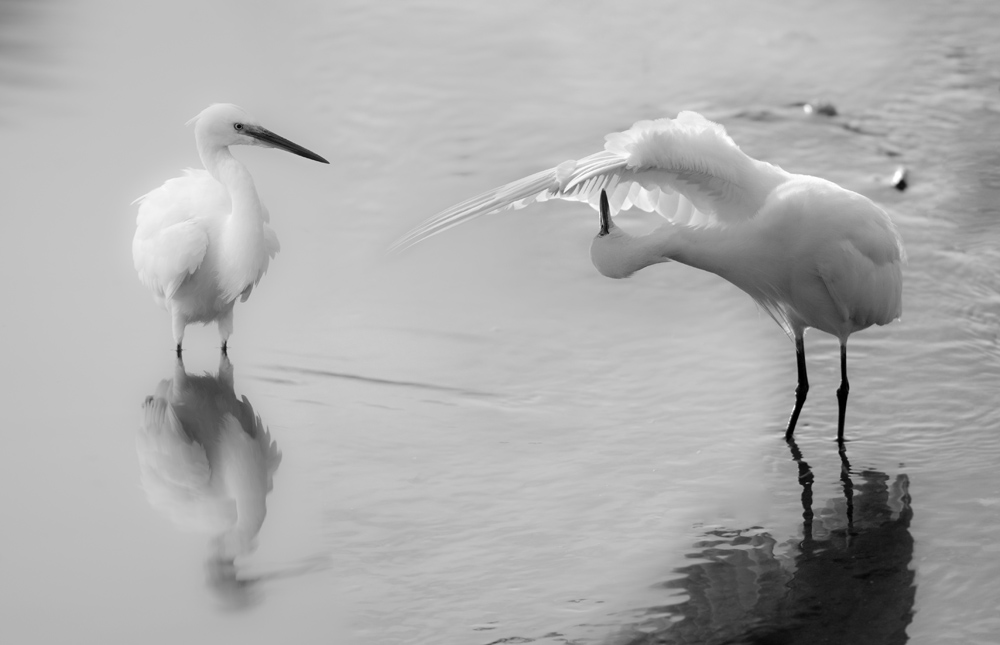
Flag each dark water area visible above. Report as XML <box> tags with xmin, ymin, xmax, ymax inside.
<box><xmin>1</xmin><ymin>1</ymin><xmax>999</xmax><ymax>644</ymax></box>
<box><xmin>616</xmin><ymin>448</ymin><xmax>915</xmax><ymax>645</ymax></box>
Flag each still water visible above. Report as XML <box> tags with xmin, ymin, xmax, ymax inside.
<box><xmin>1</xmin><ymin>0</ymin><xmax>999</xmax><ymax>643</ymax></box>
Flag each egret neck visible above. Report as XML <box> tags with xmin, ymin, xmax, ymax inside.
<box><xmin>591</xmin><ymin>219</ymin><xmax>744</xmax><ymax>282</ymax></box>
<box><xmin>196</xmin><ymin>139</ymin><xmax>268</xmax><ymax>301</ymax></box>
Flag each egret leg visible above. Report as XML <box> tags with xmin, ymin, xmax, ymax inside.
<box><xmin>221</xmin><ymin>340</ymin><xmax>228</xmax><ymax>356</ymax></box>
<box><xmin>785</xmin><ymin>335</ymin><xmax>809</xmax><ymax>440</ymax></box>
<box><xmin>837</xmin><ymin>343</ymin><xmax>849</xmax><ymax>442</ymax></box>
<box><xmin>176</xmin><ymin>343</ymin><xmax>183</xmax><ymax>358</ymax></box>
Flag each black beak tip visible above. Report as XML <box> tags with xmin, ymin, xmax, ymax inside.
<box><xmin>296</xmin><ymin>148</ymin><xmax>329</xmax><ymax>164</ymax></box>
<box><xmin>598</xmin><ymin>189</ymin><xmax>611</xmax><ymax>236</ymax></box>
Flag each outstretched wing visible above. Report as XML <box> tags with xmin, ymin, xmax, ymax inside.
<box><xmin>132</xmin><ymin>169</ymin><xmax>228</xmax><ymax>300</ymax></box>
<box><xmin>392</xmin><ymin>111</ymin><xmax>789</xmax><ymax>251</ymax></box>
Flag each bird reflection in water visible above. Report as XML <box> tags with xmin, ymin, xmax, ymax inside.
<box><xmin>615</xmin><ymin>443</ymin><xmax>915</xmax><ymax>644</ymax></box>
<box><xmin>137</xmin><ymin>354</ymin><xmax>283</xmax><ymax>608</ymax></box>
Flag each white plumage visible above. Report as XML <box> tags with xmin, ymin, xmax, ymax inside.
<box><xmin>393</xmin><ymin>111</ymin><xmax>905</xmax><ymax>440</ymax></box>
<box><xmin>133</xmin><ymin>103</ymin><xmax>328</xmax><ymax>354</ymax></box>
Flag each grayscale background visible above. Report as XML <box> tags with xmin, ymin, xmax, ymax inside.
<box><xmin>1</xmin><ymin>0</ymin><xmax>998</xmax><ymax>643</ymax></box>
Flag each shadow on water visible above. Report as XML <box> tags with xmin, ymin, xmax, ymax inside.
<box><xmin>613</xmin><ymin>441</ymin><xmax>915</xmax><ymax>645</ymax></box>
<box><xmin>137</xmin><ymin>355</ymin><xmax>325</xmax><ymax>609</ymax></box>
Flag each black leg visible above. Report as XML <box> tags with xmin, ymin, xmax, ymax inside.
<box><xmin>222</xmin><ymin>340</ymin><xmax>228</xmax><ymax>356</ymax></box>
<box><xmin>785</xmin><ymin>335</ymin><xmax>809</xmax><ymax>440</ymax></box>
<box><xmin>837</xmin><ymin>343</ymin><xmax>849</xmax><ymax>442</ymax></box>
<box><xmin>176</xmin><ymin>343</ymin><xmax>183</xmax><ymax>358</ymax></box>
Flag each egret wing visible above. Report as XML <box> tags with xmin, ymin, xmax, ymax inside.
<box><xmin>132</xmin><ymin>169</ymin><xmax>228</xmax><ymax>299</ymax></box>
<box><xmin>392</xmin><ymin>111</ymin><xmax>790</xmax><ymax>251</ymax></box>
<box><xmin>815</xmin><ymin>199</ymin><xmax>906</xmax><ymax>330</ymax></box>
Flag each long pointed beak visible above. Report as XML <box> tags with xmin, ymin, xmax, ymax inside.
<box><xmin>245</xmin><ymin>125</ymin><xmax>329</xmax><ymax>164</ymax></box>
<box><xmin>598</xmin><ymin>189</ymin><xmax>612</xmax><ymax>236</ymax></box>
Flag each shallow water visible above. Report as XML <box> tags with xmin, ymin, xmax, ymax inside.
<box><xmin>2</xmin><ymin>1</ymin><xmax>999</xmax><ymax>643</ymax></box>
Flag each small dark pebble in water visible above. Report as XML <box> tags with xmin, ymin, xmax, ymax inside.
<box><xmin>891</xmin><ymin>166</ymin><xmax>908</xmax><ymax>191</ymax></box>
<box><xmin>799</xmin><ymin>101</ymin><xmax>838</xmax><ymax>117</ymax></box>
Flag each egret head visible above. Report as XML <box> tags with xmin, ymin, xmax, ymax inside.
<box><xmin>188</xmin><ymin>103</ymin><xmax>329</xmax><ymax>163</ymax></box>
<box><xmin>590</xmin><ymin>189</ymin><xmax>635</xmax><ymax>279</ymax></box>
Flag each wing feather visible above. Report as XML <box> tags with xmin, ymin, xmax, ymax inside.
<box><xmin>132</xmin><ymin>169</ymin><xmax>227</xmax><ymax>300</ymax></box>
<box><xmin>816</xmin><ymin>207</ymin><xmax>905</xmax><ymax>330</ymax></box>
<box><xmin>391</xmin><ymin>111</ymin><xmax>790</xmax><ymax>251</ymax></box>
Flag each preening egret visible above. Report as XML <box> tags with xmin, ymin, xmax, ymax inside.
<box><xmin>137</xmin><ymin>354</ymin><xmax>282</xmax><ymax>561</ymax></box>
<box><xmin>133</xmin><ymin>103</ymin><xmax>329</xmax><ymax>354</ymax></box>
<box><xmin>393</xmin><ymin>112</ymin><xmax>904</xmax><ymax>441</ymax></box>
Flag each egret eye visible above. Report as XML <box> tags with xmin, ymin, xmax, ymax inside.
<box><xmin>234</xmin><ymin>123</ymin><xmax>244</xmax><ymax>131</ymax></box>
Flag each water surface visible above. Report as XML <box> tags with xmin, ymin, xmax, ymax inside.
<box><xmin>1</xmin><ymin>1</ymin><xmax>999</xmax><ymax>643</ymax></box>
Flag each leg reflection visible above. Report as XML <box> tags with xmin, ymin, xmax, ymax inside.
<box><xmin>785</xmin><ymin>436</ymin><xmax>815</xmax><ymax>542</ymax></box>
<box><xmin>616</xmin><ymin>444</ymin><xmax>915</xmax><ymax>645</ymax></box>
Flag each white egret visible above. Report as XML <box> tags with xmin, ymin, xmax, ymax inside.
<box><xmin>137</xmin><ymin>354</ymin><xmax>282</xmax><ymax>560</ymax></box>
<box><xmin>393</xmin><ymin>112</ymin><xmax>904</xmax><ymax>441</ymax></box>
<box><xmin>133</xmin><ymin>103</ymin><xmax>329</xmax><ymax>355</ymax></box>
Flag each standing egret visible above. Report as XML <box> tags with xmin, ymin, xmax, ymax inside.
<box><xmin>133</xmin><ymin>103</ymin><xmax>329</xmax><ymax>355</ymax></box>
<box><xmin>393</xmin><ymin>112</ymin><xmax>904</xmax><ymax>441</ymax></box>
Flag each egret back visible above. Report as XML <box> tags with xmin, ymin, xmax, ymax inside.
<box><xmin>747</xmin><ymin>177</ymin><xmax>905</xmax><ymax>339</ymax></box>
<box><xmin>807</xmin><ymin>185</ymin><xmax>904</xmax><ymax>336</ymax></box>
